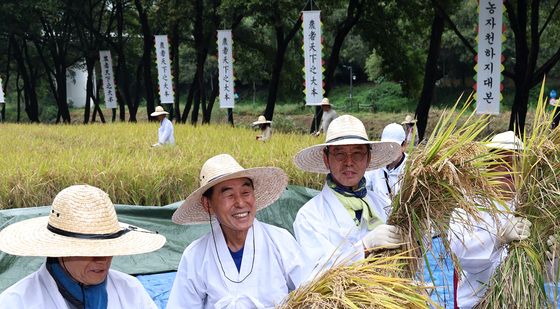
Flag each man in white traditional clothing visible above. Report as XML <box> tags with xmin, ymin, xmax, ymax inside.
<box><xmin>167</xmin><ymin>154</ymin><xmax>310</xmax><ymax>308</ymax></box>
<box><xmin>252</xmin><ymin>115</ymin><xmax>272</xmax><ymax>142</ymax></box>
<box><xmin>0</xmin><ymin>184</ymin><xmax>166</xmax><ymax>309</ymax></box>
<box><xmin>364</xmin><ymin>122</ymin><xmax>408</xmax><ymax>200</ymax></box>
<box><xmin>402</xmin><ymin>115</ymin><xmax>419</xmax><ymax>146</ymax></box>
<box><xmin>449</xmin><ymin>131</ymin><xmax>532</xmax><ymax>308</ymax></box>
<box><xmin>313</xmin><ymin>97</ymin><xmax>338</xmax><ymax>136</ymax></box>
<box><xmin>293</xmin><ymin>115</ymin><xmax>406</xmax><ymax>273</ymax></box>
<box><xmin>151</xmin><ymin>105</ymin><xmax>175</xmax><ymax>147</ymax></box>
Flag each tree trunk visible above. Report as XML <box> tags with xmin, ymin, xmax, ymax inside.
<box><xmin>83</xmin><ymin>56</ymin><xmax>96</xmax><ymax>123</ymax></box>
<box><xmin>202</xmin><ymin>73</ymin><xmax>219</xmax><ymax>123</ymax></box>
<box><xmin>171</xmin><ymin>22</ymin><xmax>181</xmax><ymax>122</ymax></box>
<box><xmin>415</xmin><ymin>5</ymin><xmax>445</xmax><ymax>141</ymax></box>
<box><xmin>11</xmin><ymin>36</ymin><xmax>39</xmax><ymax>122</ymax></box>
<box><xmin>115</xmin><ymin>0</ymin><xmax>132</xmax><ymax>121</ymax></box>
<box><xmin>134</xmin><ymin>0</ymin><xmax>156</xmax><ymax>120</ymax></box>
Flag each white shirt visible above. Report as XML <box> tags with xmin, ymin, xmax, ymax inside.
<box><xmin>166</xmin><ymin>219</ymin><xmax>310</xmax><ymax>309</ymax></box>
<box><xmin>257</xmin><ymin>126</ymin><xmax>272</xmax><ymax>142</ymax></box>
<box><xmin>293</xmin><ymin>184</ymin><xmax>391</xmax><ymax>274</ymax></box>
<box><xmin>0</xmin><ymin>263</ymin><xmax>157</xmax><ymax>309</ymax></box>
<box><xmin>321</xmin><ymin>109</ymin><xmax>338</xmax><ymax>133</ymax></box>
<box><xmin>364</xmin><ymin>153</ymin><xmax>407</xmax><ymax>200</ymax></box>
<box><xmin>158</xmin><ymin>118</ymin><xmax>175</xmax><ymax>145</ymax></box>
<box><xmin>449</xmin><ymin>200</ymin><xmax>513</xmax><ymax>308</ymax></box>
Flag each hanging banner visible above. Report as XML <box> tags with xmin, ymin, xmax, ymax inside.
<box><xmin>0</xmin><ymin>77</ymin><xmax>4</xmax><ymax>103</ymax></box>
<box><xmin>154</xmin><ymin>35</ymin><xmax>174</xmax><ymax>104</ymax></box>
<box><xmin>99</xmin><ymin>51</ymin><xmax>117</xmax><ymax>109</ymax></box>
<box><xmin>475</xmin><ymin>0</ymin><xmax>504</xmax><ymax>115</ymax></box>
<box><xmin>218</xmin><ymin>30</ymin><xmax>234</xmax><ymax>108</ymax></box>
<box><xmin>302</xmin><ymin>11</ymin><xmax>324</xmax><ymax>106</ymax></box>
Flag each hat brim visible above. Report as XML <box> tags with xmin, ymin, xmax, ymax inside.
<box><xmin>252</xmin><ymin>121</ymin><xmax>272</xmax><ymax>126</ymax></box>
<box><xmin>294</xmin><ymin>139</ymin><xmax>402</xmax><ymax>173</ymax></box>
<box><xmin>0</xmin><ymin>217</ymin><xmax>166</xmax><ymax>257</ymax></box>
<box><xmin>485</xmin><ymin>142</ymin><xmax>524</xmax><ymax>151</ymax></box>
<box><xmin>172</xmin><ymin>167</ymin><xmax>288</xmax><ymax>225</ymax></box>
<box><xmin>401</xmin><ymin>120</ymin><xmax>417</xmax><ymax>124</ymax></box>
<box><xmin>151</xmin><ymin>111</ymin><xmax>169</xmax><ymax>117</ymax></box>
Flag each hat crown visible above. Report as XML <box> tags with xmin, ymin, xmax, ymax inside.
<box><xmin>488</xmin><ymin>131</ymin><xmax>524</xmax><ymax>150</ymax></box>
<box><xmin>321</xmin><ymin>98</ymin><xmax>330</xmax><ymax>105</ymax></box>
<box><xmin>257</xmin><ymin>115</ymin><xmax>267</xmax><ymax>122</ymax></box>
<box><xmin>155</xmin><ymin>106</ymin><xmax>165</xmax><ymax>112</ymax></box>
<box><xmin>324</xmin><ymin>115</ymin><xmax>369</xmax><ymax>143</ymax></box>
<box><xmin>199</xmin><ymin>154</ymin><xmax>245</xmax><ymax>187</ymax></box>
<box><xmin>49</xmin><ymin>185</ymin><xmax>120</xmax><ymax>235</ymax></box>
<box><xmin>381</xmin><ymin>123</ymin><xmax>406</xmax><ymax>144</ymax></box>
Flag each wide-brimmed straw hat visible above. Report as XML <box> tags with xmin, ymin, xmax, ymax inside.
<box><xmin>381</xmin><ymin>123</ymin><xmax>406</xmax><ymax>145</ymax></box>
<box><xmin>150</xmin><ymin>106</ymin><xmax>169</xmax><ymax>117</ymax></box>
<box><xmin>401</xmin><ymin>115</ymin><xmax>417</xmax><ymax>124</ymax></box>
<box><xmin>321</xmin><ymin>98</ymin><xmax>331</xmax><ymax>106</ymax></box>
<box><xmin>0</xmin><ymin>185</ymin><xmax>166</xmax><ymax>257</ymax></box>
<box><xmin>486</xmin><ymin>131</ymin><xmax>524</xmax><ymax>151</ymax></box>
<box><xmin>252</xmin><ymin>115</ymin><xmax>272</xmax><ymax>126</ymax></box>
<box><xmin>294</xmin><ymin>115</ymin><xmax>402</xmax><ymax>173</ymax></box>
<box><xmin>172</xmin><ymin>154</ymin><xmax>288</xmax><ymax>225</ymax></box>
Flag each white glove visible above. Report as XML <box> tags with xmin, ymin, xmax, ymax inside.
<box><xmin>362</xmin><ymin>224</ymin><xmax>404</xmax><ymax>250</ymax></box>
<box><xmin>546</xmin><ymin>234</ymin><xmax>559</xmax><ymax>260</ymax></box>
<box><xmin>151</xmin><ymin>143</ymin><xmax>161</xmax><ymax>147</ymax></box>
<box><xmin>498</xmin><ymin>217</ymin><xmax>531</xmax><ymax>244</ymax></box>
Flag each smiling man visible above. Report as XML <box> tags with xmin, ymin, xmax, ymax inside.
<box><xmin>293</xmin><ymin>115</ymin><xmax>406</xmax><ymax>272</ymax></box>
<box><xmin>167</xmin><ymin>154</ymin><xmax>310</xmax><ymax>308</ymax></box>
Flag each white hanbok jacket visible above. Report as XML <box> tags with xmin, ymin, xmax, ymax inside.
<box><xmin>166</xmin><ymin>219</ymin><xmax>310</xmax><ymax>309</ymax></box>
<box><xmin>293</xmin><ymin>184</ymin><xmax>391</xmax><ymax>273</ymax></box>
<box><xmin>0</xmin><ymin>263</ymin><xmax>157</xmax><ymax>309</ymax></box>
<box><xmin>158</xmin><ymin>117</ymin><xmax>175</xmax><ymax>145</ymax></box>
<box><xmin>449</xmin><ymin>200</ymin><xmax>513</xmax><ymax>308</ymax></box>
<box><xmin>364</xmin><ymin>154</ymin><xmax>407</xmax><ymax>199</ymax></box>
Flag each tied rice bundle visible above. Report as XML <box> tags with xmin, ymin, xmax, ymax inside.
<box><xmin>277</xmin><ymin>251</ymin><xmax>434</xmax><ymax>309</ymax></box>
<box><xmin>476</xmin><ymin>80</ymin><xmax>560</xmax><ymax>308</ymax></box>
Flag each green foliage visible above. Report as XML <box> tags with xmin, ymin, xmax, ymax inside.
<box><xmin>364</xmin><ymin>51</ymin><xmax>383</xmax><ymax>82</ymax></box>
<box><xmin>367</xmin><ymin>81</ymin><xmax>415</xmax><ymax>113</ymax></box>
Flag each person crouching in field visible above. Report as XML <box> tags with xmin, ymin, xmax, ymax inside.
<box><xmin>151</xmin><ymin>106</ymin><xmax>175</xmax><ymax>147</ymax></box>
<box><xmin>0</xmin><ymin>185</ymin><xmax>166</xmax><ymax>308</ymax></box>
<box><xmin>449</xmin><ymin>131</ymin><xmax>532</xmax><ymax>308</ymax></box>
<box><xmin>167</xmin><ymin>154</ymin><xmax>310</xmax><ymax>308</ymax></box>
<box><xmin>293</xmin><ymin>115</ymin><xmax>407</xmax><ymax>273</ymax></box>
<box><xmin>252</xmin><ymin>115</ymin><xmax>272</xmax><ymax>142</ymax></box>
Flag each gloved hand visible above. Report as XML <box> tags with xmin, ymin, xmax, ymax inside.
<box><xmin>546</xmin><ymin>234</ymin><xmax>559</xmax><ymax>260</ymax></box>
<box><xmin>498</xmin><ymin>217</ymin><xmax>531</xmax><ymax>245</ymax></box>
<box><xmin>362</xmin><ymin>224</ymin><xmax>404</xmax><ymax>251</ymax></box>
<box><xmin>151</xmin><ymin>143</ymin><xmax>161</xmax><ymax>147</ymax></box>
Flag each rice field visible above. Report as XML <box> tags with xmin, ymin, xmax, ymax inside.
<box><xmin>0</xmin><ymin>122</ymin><xmax>324</xmax><ymax>209</ymax></box>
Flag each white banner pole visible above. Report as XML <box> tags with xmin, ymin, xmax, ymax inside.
<box><xmin>218</xmin><ymin>30</ymin><xmax>235</xmax><ymax>109</ymax></box>
<box><xmin>99</xmin><ymin>51</ymin><xmax>117</xmax><ymax>109</ymax></box>
<box><xmin>155</xmin><ymin>35</ymin><xmax>174</xmax><ymax>104</ymax></box>
<box><xmin>303</xmin><ymin>11</ymin><xmax>323</xmax><ymax>106</ymax></box>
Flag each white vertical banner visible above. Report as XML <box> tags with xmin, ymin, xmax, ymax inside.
<box><xmin>476</xmin><ymin>0</ymin><xmax>504</xmax><ymax>115</ymax></box>
<box><xmin>155</xmin><ymin>35</ymin><xmax>174</xmax><ymax>104</ymax></box>
<box><xmin>0</xmin><ymin>77</ymin><xmax>4</xmax><ymax>103</ymax></box>
<box><xmin>303</xmin><ymin>11</ymin><xmax>323</xmax><ymax>106</ymax></box>
<box><xmin>99</xmin><ymin>51</ymin><xmax>117</xmax><ymax>109</ymax></box>
<box><xmin>218</xmin><ymin>30</ymin><xmax>234</xmax><ymax>108</ymax></box>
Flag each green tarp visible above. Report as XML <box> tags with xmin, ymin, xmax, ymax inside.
<box><xmin>0</xmin><ymin>185</ymin><xmax>319</xmax><ymax>292</ymax></box>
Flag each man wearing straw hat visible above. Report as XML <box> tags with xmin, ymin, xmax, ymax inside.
<box><xmin>167</xmin><ymin>154</ymin><xmax>310</xmax><ymax>308</ymax></box>
<box><xmin>151</xmin><ymin>105</ymin><xmax>175</xmax><ymax>147</ymax></box>
<box><xmin>313</xmin><ymin>97</ymin><xmax>338</xmax><ymax>137</ymax></box>
<box><xmin>293</xmin><ymin>115</ymin><xmax>406</xmax><ymax>271</ymax></box>
<box><xmin>0</xmin><ymin>184</ymin><xmax>166</xmax><ymax>308</ymax></box>
<box><xmin>449</xmin><ymin>131</ymin><xmax>532</xmax><ymax>308</ymax></box>
<box><xmin>364</xmin><ymin>122</ymin><xmax>408</xmax><ymax>201</ymax></box>
<box><xmin>252</xmin><ymin>115</ymin><xmax>272</xmax><ymax>142</ymax></box>
<box><xmin>402</xmin><ymin>115</ymin><xmax>419</xmax><ymax>146</ymax></box>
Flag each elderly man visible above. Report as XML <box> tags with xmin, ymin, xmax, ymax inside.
<box><xmin>293</xmin><ymin>115</ymin><xmax>405</xmax><ymax>272</ymax></box>
<box><xmin>0</xmin><ymin>185</ymin><xmax>166</xmax><ymax>308</ymax></box>
<box><xmin>313</xmin><ymin>97</ymin><xmax>338</xmax><ymax>136</ymax></box>
<box><xmin>449</xmin><ymin>131</ymin><xmax>532</xmax><ymax>308</ymax></box>
<box><xmin>151</xmin><ymin>105</ymin><xmax>175</xmax><ymax>146</ymax></box>
<box><xmin>365</xmin><ymin>122</ymin><xmax>408</xmax><ymax>200</ymax></box>
<box><xmin>402</xmin><ymin>115</ymin><xmax>419</xmax><ymax>146</ymax></box>
<box><xmin>167</xmin><ymin>154</ymin><xmax>310</xmax><ymax>308</ymax></box>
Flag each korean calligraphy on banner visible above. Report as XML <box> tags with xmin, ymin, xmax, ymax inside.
<box><xmin>302</xmin><ymin>11</ymin><xmax>323</xmax><ymax>106</ymax></box>
<box><xmin>99</xmin><ymin>51</ymin><xmax>117</xmax><ymax>109</ymax></box>
<box><xmin>218</xmin><ymin>30</ymin><xmax>234</xmax><ymax>108</ymax></box>
<box><xmin>155</xmin><ymin>35</ymin><xmax>174</xmax><ymax>104</ymax></box>
<box><xmin>475</xmin><ymin>0</ymin><xmax>504</xmax><ymax>115</ymax></box>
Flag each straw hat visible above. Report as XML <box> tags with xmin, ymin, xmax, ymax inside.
<box><xmin>486</xmin><ymin>131</ymin><xmax>524</xmax><ymax>151</ymax></box>
<box><xmin>381</xmin><ymin>123</ymin><xmax>406</xmax><ymax>145</ymax></box>
<box><xmin>150</xmin><ymin>106</ymin><xmax>169</xmax><ymax>117</ymax></box>
<box><xmin>321</xmin><ymin>98</ymin><xmax>331</xmax><ymax>106</ymax></box>
<box><xmin>401</xmin><ymin>115</ymin><xmax>417</xmax><ymax>124</ymax></box>
<box><xmin>172</xmin><ymin>154</ymin><xmax>288</xmax><ymax>225</ymax></box>
<box><xmin>0</xmin><ymin>185</ymin><xmax>166</xmax><ymax>257</ymax></box>
<box><xmin>252</xmin><ymin>115</ymin><xmax>272</xmax><ymax>126</ymax></box>
<box><xmin>294</xmin><ymin>115</ymin><xmax>401</xmax><ymax>173</ymax></box>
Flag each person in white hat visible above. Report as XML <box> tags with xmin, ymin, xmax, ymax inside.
<box><xmin>293</xmin><ymin>115</ymin><xmax>406</xmax><ymax>273</ymax></box>
<box><xmin>364</xmin><ymin>123</ymin><xmax>408</xmax><ymax>200</ymax></box>
<box><xmin>252</xmin><ymin>115</ymin><xmax>272</xmax><ymax>142</ymax></box>
<box><xmin>167</xmin><ymin>154</ymin><xmax>310</xmax><ymax>308</ymax></box>
<box><xmin>0</xmin><ymin>184</ymin><xmax>166</xmax><ymax>309</ymax></box>
<box><xmin>449</xmin><ymin>131</ymin><xmax>532</xmax><ymax>308</ymax></box>
<box><xmin>151</xmin><ymin>105</ymin><xmax>175</xmax><ymax>147</ymax></box>
<box><xmin>313</xmin><ymin>97</ymin><xmax>338</xmax><ymax>137</ymax></box>
<box><xmin>401</xmin><ymin>115</ymin><xmax>419</xmax><ymax>146</ymax></box>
